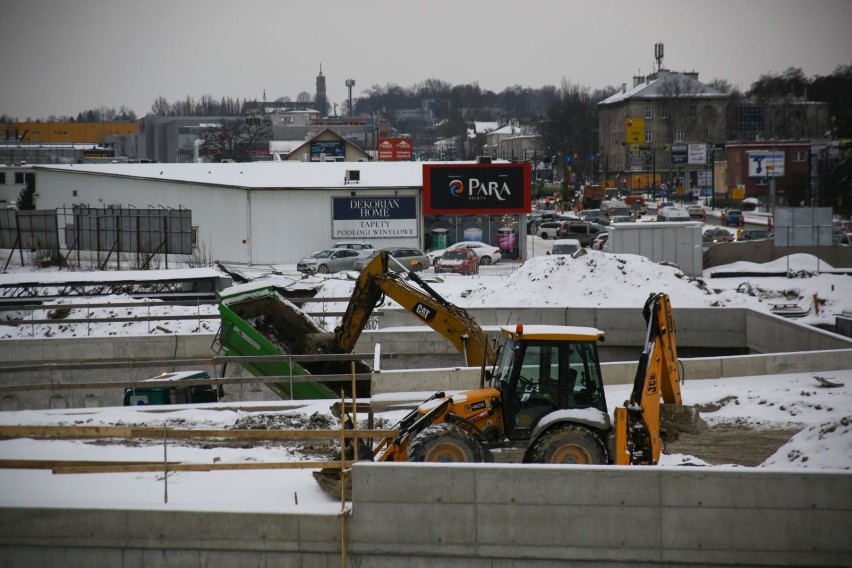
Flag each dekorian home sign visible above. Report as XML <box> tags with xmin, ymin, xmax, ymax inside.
<box><xmin>422</xmin><ymin>163</ymin><xmax>531</xmax><ymax>215</ymax></box>
<box><xmin>332</xmin><ymin>196</ymin><xmax>418</xmax><ymax>238</ymax></box>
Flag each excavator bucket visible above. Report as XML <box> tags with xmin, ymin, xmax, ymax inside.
<box><xmin>660</xmin><ymin>403</ymin><xmax>706</xmax><ymax>438</ymax></box>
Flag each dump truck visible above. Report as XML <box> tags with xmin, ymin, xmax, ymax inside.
<box><xmin>216</xmin><ymin>284</ymin><xmax>372</xmax><ymax>399</ymax></box>
<box><xmin>314</xmin><ymin>252</ymin><xmax>700</xmax><ymax>493</ymax></box>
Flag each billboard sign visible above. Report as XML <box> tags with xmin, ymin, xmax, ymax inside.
<box><xmin>422</xmin><ymin>163</ymin><xmax>531</xmax><ymax>215</ymax></box>
<box><xmin>670</xmin><ymin>144</ymin><xmax>688</xmax><ymax>165</ymax></box>
<box><xmin>626</xmin><ymin>117</ymin><xmax>645</xmax><ymax>145</ymax></box>
<box><xmin>310</xmin><ymin>140</ymin><xmax>345</xmax><ymax>161</ymax></box>
<box><xmin>332</xmin><ymin>196</ymin><xmax>417</xmax><ymax>239</ymax></box>
<box><xmin>688</xmin><ymin>143</ymin><xmax>707</xmax><ymax>165</ymax></box>
<box><xmin>377</xmin><ymin>137</ymin><xmax>414</xmax><ymax>161</ymax></box>
<box><xmin>747</xmin><ymin>150</ymin><xmax>785</xmax><ymax>177</ymax></box>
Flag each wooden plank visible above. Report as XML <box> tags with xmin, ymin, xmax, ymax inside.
<box><xmin>0</xmin><ymin>425</ymin><xmax>397</xmax><ymax>440</ymax></box>
<box><xmin>0</xmin><ymin>459</ymin><xmax>182</xmax><ymax>470</ymax></box>
<box><xmin>53</xmin><ymin>460</ymin><xmax>351</xmax><ymax>474</ymax></box>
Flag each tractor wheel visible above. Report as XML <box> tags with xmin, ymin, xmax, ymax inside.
<box><xmin>407</xmin><ymin>423</ymin><xmax>486</xmax><ymax>463</ymax></box>
<box><xmin>527</xmin><ymin>425</ymin><xmax>607</xmax><ymax>464</ymax></box>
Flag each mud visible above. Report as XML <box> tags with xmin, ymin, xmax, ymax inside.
<box><xmin>663</xmin><ymin>424</ymin><xmax>800</xmax><ymax>466</ymax></box>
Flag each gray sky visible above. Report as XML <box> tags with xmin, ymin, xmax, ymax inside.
<box><xmin>2</xmin><ymin>0</ymin><xmax>850</xmax><ymax>120</ymax></box>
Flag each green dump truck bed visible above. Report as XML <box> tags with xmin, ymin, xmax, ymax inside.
<box><xmin>217</xmin><ymin>284</ymin><xmax>366</xmax><ymax>400</ymax></box>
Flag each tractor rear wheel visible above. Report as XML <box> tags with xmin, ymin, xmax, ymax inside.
<box><xmin>528</xmin><ymin>425</ymin><xmax>607</xmax><ymax>464</ymax></box>
<box><xmin>407</xmin><ymin>423</ymin><xmax>486</xmax><ymax>463</ymax></box>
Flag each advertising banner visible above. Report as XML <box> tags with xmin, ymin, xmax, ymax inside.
<box><xmin>332</xmin><ymin>196</ymin><xmax>417</xmax><ymax>239</ymax></box>
<box><xmin>310</xmin><ymin>140</ymin><xmax>345</xmax><ymax>161</ymax></box>
<box><xmin>688</xmin><ymin>143</ymin><xmax>707</xmax><ymax>165</ymax></box>
<box><xmin>671</xmin><ymin>144</ymin><xmax>688</xmax><ymax>165</ymax></box>
<box><xmin>377</xmin><ymin>137</ymin><xmax>414</xmax><ymax>161</ymax></box>
<box><xmin>422</xmin><ymin>163</ymin><xmax>531</xmax><ymax>215</ymax></box>
<box><xmin>747</xmin><ymin>150</ymin><xmax>785</xmax><ymax>177</ymax></box>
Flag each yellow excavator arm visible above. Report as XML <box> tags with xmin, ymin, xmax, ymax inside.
<box><xmin>613</xmin><ymin>292</ymin><xmax>684</xmax><ymax>465</ymax></box>
<box><xmin>333</xmin><ymin>251</ymin><xmax>496</xmax><ymax>368</ymax></box>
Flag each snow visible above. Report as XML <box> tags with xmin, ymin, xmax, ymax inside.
<box><xmin>1</xmin><ymin>237</ymin><xmax>851</xmax><ymax>513</ymax></box>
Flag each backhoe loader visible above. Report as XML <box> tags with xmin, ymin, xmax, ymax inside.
<box><xmin>314</xmin><ymin>252</ymin><xmax>701</xmax><ymax>493</ymax></box>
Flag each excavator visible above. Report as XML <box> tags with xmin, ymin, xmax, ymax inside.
<box><xmin>313</xmin><ymin>251</ymin><xmax>700</xmax><ymax>492</ymax></box>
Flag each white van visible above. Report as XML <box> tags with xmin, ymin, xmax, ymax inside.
<box><xmin>656</xmin><ymin>207</ymin><xmax>692</xmax><ymax>222</ymax></box>
<box><xmin>548</xmin><ymin>239</ymin><xmax>582</xmax><ymax>255</ymax></box>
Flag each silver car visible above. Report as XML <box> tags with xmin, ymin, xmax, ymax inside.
<box><xmin>353</xmin><ymin>247</ymin><xmax>430</xmax><ymax>272</ymax></box>
<box><xmin>297</xmin><ymin>248</ymin><xmax>362</xmax><ymax>274</ymax></box>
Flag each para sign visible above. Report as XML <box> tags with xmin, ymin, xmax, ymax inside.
<box><xmin>422</xmin><ymin>163</ymin><xmax>531</xmax><ymax>215</ymax></box>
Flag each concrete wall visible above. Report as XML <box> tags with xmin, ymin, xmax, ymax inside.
<box><xmin>366</xmin><ymin>306</ymin><xmax>852</xmax><ymax>370</ymax></box>
<box><xmin>704</xmin><ymin>240</ymin><xmax>852</xmax><ymax>269</ymax></box>
<box><xmin>370</xmin><ymin>348</ymin><xmax>852</xmax><ymax>399</ymax></box>
<box><xmin>2</xmin><ymin>465</ymin><xmax>849</xmax><ymax>567</ymax></box>
<box><xmin>0</xmin><ymin>334</ymin><xmax>272</xmax><ymax>410</ymax></box>
<box><xmin>2</xmin><ymin>305</ymin><xmax>851</xmax><ymax>410</ymax></box>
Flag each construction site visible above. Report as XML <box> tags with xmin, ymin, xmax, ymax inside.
<box><xmin>1</xmin><ymin>251</ymin><xmax>851</xmax><ymax>566</ymax></box>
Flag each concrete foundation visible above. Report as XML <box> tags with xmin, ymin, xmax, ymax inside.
<box><xmin>1</xmin><ymin>465</ymin><xmax>849</xmax><ymax>567</ymax></box>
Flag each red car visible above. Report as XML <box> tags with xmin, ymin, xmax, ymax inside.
<box><xmin>435</xmin><ymin>247</ymin><xmax>480</xmax><ymax>275</ymax></box>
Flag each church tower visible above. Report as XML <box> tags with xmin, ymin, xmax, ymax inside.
<box><xmin>315</xmin><ymin>64</ymin><xmax>328</xmax><ymax>117</ymax></box>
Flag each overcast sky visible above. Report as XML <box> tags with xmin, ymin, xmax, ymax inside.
<box><xmin>2</xmin><ymin>0</ymin><xmax>851</xmax><ymax>121</ymax></box>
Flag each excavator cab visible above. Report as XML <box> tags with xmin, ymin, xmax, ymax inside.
<box><xmin>492</xmin><ymin>324</ymin><xmax>608</xmax><ymax>441</ymax></box>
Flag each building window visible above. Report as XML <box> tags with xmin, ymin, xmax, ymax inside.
<box><xmin>645</xmin><ymin>130</ymin><xmax>652</xmax><ymax>143</ymax></box>
<box><xmin>689</xmin><ymin>105</ymin><xmax>697</xmax><ymax>118</ymax></box>
<box><xmin>661</xmin><ymin>107</ymin><xmax>669</xmax><ymax>119</ymax></box>
<box><xmin>14</xmin><ymin>172</ymin><xmax>25</xmax><ymax>184</ymax></box>
<box><xmin>706</xmin><ymin>128</ymin><xmax>713</xmax><ymax>140</ymax></box>
<box><xmin>191</xmin><ymin>225</ymin><xmax>199</xmax><ymax>249</ymax></box>
<box><xmin>0</xmin><ymin>173</ymin><xmax>5</xmax><ymax>185</ymax></box>
<box><xmin>793</xmin><ymin>150</ymin><xmax>808</xmax><ymax>162</ymax></box>
<box><xmin>645</xmin><ymin>106</ymin><xmax>652</xmax><ymax>119</ymax></box>
<box><xmin>674</xmin><ymin>130</ymin><xmax>685</xmax><ymax>142</ymax></box>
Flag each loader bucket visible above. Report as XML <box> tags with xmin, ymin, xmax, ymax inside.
<box><xmin>313</xmin><ymin>469</ymin><xmax>352</xmax><ymax>500</ymax></box>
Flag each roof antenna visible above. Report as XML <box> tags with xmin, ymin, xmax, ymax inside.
<box><xmin>654</xmin><ymin>42</ymin><xmax>664</xmax><ymax>72</ymax></box>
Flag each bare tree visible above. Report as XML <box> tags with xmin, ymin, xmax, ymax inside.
<box><xmin>200</xmin><ymin>116</ymin><xmax>270</xmax><ymax>162</ymax></box>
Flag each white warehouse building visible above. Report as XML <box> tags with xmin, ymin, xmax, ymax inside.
<box><xmin>31</xmin><ymin>162</ymin><xmax>429</xmax><ymax>265</ymax></box>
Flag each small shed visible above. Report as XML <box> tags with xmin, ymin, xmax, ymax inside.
<box><xmin>607</xmin><ymin>222</ymin><xmax>703</xmax><ymax>277</ymax></box>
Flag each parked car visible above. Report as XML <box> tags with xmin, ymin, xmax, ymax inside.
<box><xmin>535</xmin><ymin>221</ymin><xmax>567</xmax><ymax>240</ymax></box>
<box><xmin>608</xmin><ymin>215</ymin><xmax>633</xmax><ymax>224</ymax></box>
<box><xmin>123</xmin><ymin>370</ymin><xmax>222</xmax><ymax>406</ymax></box>
<box><xmin>740</xmin><ymin>229</ymin><xmax>773</xmax><ymax>241</ymax></box>
<box><xmin>559</xmin><ymin>221</ymin><xmax>604</xmax><ymax>247</ymax></box>
<box><xmin>656</xmin><ymin>207</ymin><xmax>692</xmax><ymax>222</ymax></box>
<box><xmin>435</xmin><ymin>247</ymin><xmax>480</xmax><ymax>275</ymax></box>
<box><xmin>353</xmin><ymin>247</ymin><xmax>429</xmax><ymax>272</ymax></box>
<box><xmin>723</xmin><ymin>209</ymin><xmax>744</xmax><ymax>226</ymax></box>
<box><xmin>548</xmin><ymin>239</ymin><xmax>582</xmax><ymax>256</ymax></box>
<box><xmin>687</xmin><ymin>204</ymin><xmax>705</xmax><ymax>217</ymax></box>
<box><xmin>836</xmin><ymin>233</ymin><xmax>852</xmax><ymax>246</ymax></box>
<box><xmin>426</xmin><ymin>240</ymin><xmax>502</xmax><ymax>266</ymax></box>
<box><xmin>703</xmin><ymin>227</ymin><xmax>735</xmax><ymax>243</ymax></box>
<box><xmin>591</xmin><ymin>232</ymin><xmax>609</xmax><ymax>251</ymax></box>
<box><xmin>297</xmin><ymin>248</ymin><xmax>363</xmax><ymax>274</ymax></box>
<box><xmin>578</xmin><ymin>209</ymin><xmax>601</xmax><ymax>222</ymax></box>
<box><xmin>330</xmin><ymin>241</ymin><xmax>374</xmax><ymax>252</ymax></box>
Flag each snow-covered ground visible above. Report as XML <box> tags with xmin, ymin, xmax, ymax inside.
<box><xmin>0</xmin><ymin>238</ymin><xmax>850</xmax><ymax>512</ymax></box>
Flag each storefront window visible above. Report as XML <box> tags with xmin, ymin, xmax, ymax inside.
<box><xmin>424</xmin><ymin>213</ymin><xmax>522</xmax><ymax>260</ymax></box>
